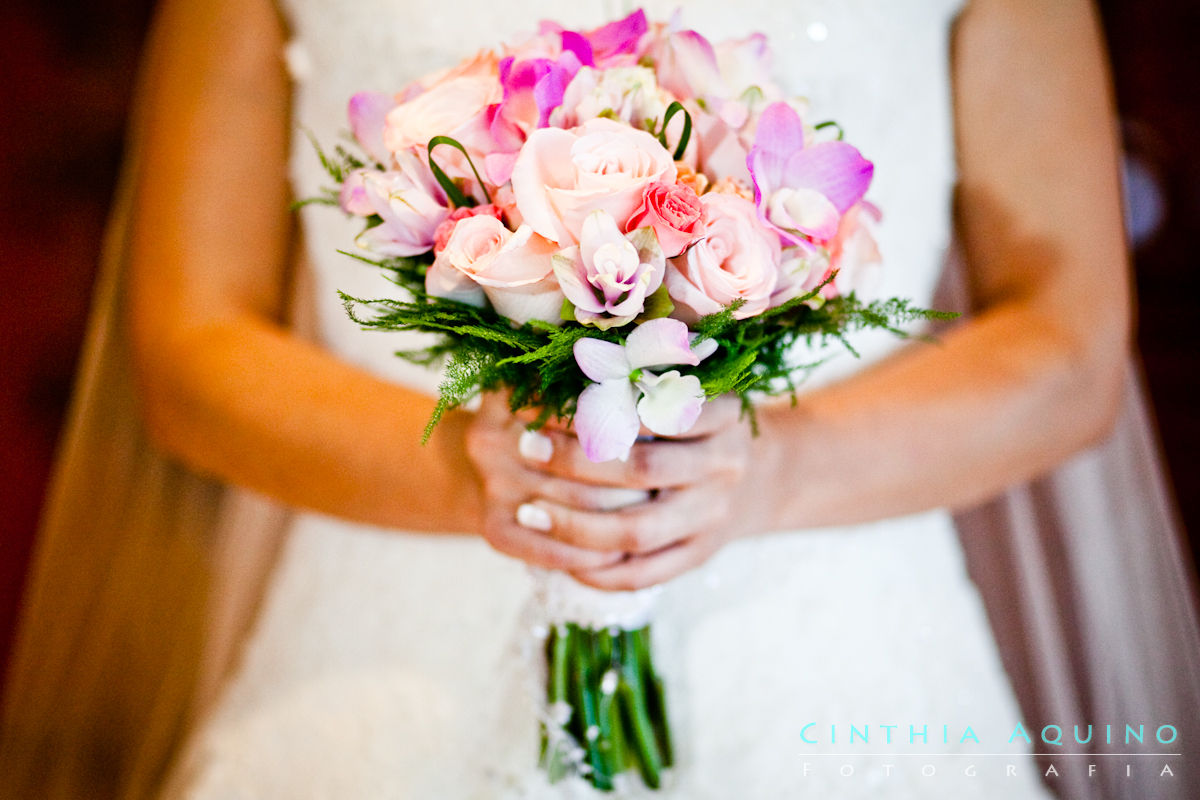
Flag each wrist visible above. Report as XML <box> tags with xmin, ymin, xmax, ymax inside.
<box><xmin>749</xmin><ymin>400</ymin><xmax>804</xmax><ymax>534</ymax></box>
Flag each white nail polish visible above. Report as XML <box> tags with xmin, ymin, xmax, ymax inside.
<box><xmin>516</xmin><ymin>503</ymin><xmax>552</xmax><ymax>531</ymax></box>
<box><xmin>518</xmin><ymin>430</ymin><xmax>553</xmax><ymax>463</ymax></box>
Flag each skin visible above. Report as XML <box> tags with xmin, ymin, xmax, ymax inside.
<box><xmin>129</xmin><ymin>0</ymin><xmax>1130</xmax><ymax>591</ymax></box>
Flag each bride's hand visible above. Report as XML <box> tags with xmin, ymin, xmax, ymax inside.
<box><xmin>466</xmin><ymin>393</ymin><xmax>771</xmax><ymax>590</ymax></box>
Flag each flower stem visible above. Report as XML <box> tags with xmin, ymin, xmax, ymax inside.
<box><xmin>541</xmin><ymin>625</ymin><xmax>572</xmax><ymax>782</ymax></box>
<box><xmin>634</xmin><ymin>627</ymin><xmax>674</xmax><ymax>767</ymax></box>
<box><xmin>540</xmin><ymin>623</ymin><xmax>672</xmax><ymax>791</ymax></box>
<box><xmin>618</xmin><ymin>628</ymin><xmax>664</xmax><ymax>788</ymax></box>
<box><xmin>570</xmin><ymin>627</ymin><xmax>612</xmax><ymax>790</ymax></box>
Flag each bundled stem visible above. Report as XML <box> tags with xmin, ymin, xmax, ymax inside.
<box><xmin>540</xmin><ymin>623</ymin><xmax>672</xmax><ymax>791</ymax></box>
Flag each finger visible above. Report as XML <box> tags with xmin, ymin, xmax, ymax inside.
<box><xmin>476</xmin><ymin>390</ymin><xmax>515</xmax><ymax>423</ymax></box>
<box><xmin>528</xmin><ymin>474</ymin><xmax>651</xmax><ymax>511</ymax></box>
<box><xmin>527</xmin><ymin>427</ymin><xmax>745</xmax><ymax>490</ymax></box>
<box><xmin>526</xmin><ymin>485</ymin><xmax>729</xmax><ymax>555</ymax></box>
<box><xmin>570</xmin><ymin>536</ymin><xmax>718</xmax><ymax>591</ymax></box>
<box><xmin>512</xmin><ymin>407</ymin><xmax>574</xmax><ymax>434</ymax></box>
<box><xmin>483</xmin><ymin>518</ymin><xmax>627</xmax><ymax>572</ymax></box>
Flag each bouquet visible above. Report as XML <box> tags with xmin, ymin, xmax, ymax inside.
<box><xmin>306</xmin><ymin>8</ymin><xmax>950</xmax><ymax>791</ymax></box>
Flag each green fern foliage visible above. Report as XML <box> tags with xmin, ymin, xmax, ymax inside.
<box><xmin>339</xmin><ymin>249</ymin><xmax>956</xmax><ymax>437</ymax></box>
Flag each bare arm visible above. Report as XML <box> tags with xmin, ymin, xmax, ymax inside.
<box><xmin>481</xmin><ymin>0</ymin><xmax>1131</xmax><ymax>588</ymax></box>
<box><xmin>759</xmin><ymin>0</ymin><xmax>1130</xmax><ymax>523</ymax></box>
<box><xmin>126</xmin><ymin>0</ymin><xmax>485</xmax><ymax>534</ymax></box>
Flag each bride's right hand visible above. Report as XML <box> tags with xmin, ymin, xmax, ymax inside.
<box><xmin>465</xmin><ymin>393</ymin><xmax>757</xmax><ymax>586</ymax></box>
<box><xmin>466</xmin><ymin>394</ymin><xmax>643</xmax><ymax>573</ymax></box>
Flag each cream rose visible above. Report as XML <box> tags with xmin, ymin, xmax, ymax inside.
<box><xmin>665</xmin><ymin>192</ymin><xmax>780</xmax><ymax>319</ymax></box>
<box><xmin>510</xmin><ymin>117</ymin><xmax>676</xmax><ymax>246</ymax></box>
<box><xmin>552</xmin><ymin>66</ymin><xmax>672</xmax><ymax>129</ymax></box>
<box><xmin>425</xmin><ymin>215</ymin><xmax>563</xmax><ymax>325</ymax></box>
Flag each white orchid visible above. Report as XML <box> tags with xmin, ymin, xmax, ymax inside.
<box><xmin>572</xmin><ymin>318</ymin><xmax>718</xmax><ymax>462</ymax></box>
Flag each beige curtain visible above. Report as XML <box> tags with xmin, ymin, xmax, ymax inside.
<box><xmin>938</xmin><ymin>244</ymin><xmax>1200</xmax><ymax>799</ymax></box>
<box><xmin>0</xmin><ymin>62</ymin><xmax>293</xmax><ymax>799</ymax></box>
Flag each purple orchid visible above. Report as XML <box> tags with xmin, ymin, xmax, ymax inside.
<box><xmin>485</xmin><ymin>48</ymin><xmax>587</xmax><ymax>185</ymax></box>
<box><xmin>747</xmin><ymin>102</ymin><xmax>874</xmax><ymax>246</ymax></box>
<box><xmin>582</xmin><ymin>9</ymin><xmax>648</xmax><ymax>66</ymax></box>
<box><xmin>572</xmin><ymin>318</ymin><xmax>718</xmax><ymax>462</ymax></box>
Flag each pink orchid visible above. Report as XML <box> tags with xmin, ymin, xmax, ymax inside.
<box><xmin>338</xmin><ymin>168</ymin><xmax>374</xmax><ymax>216</ymax></box>
<box><xmin>747</xmin><ymin>102</ymin><xmax>874</xmax><ymax>247</ymax></box>
<box><xmin>347</xmin><ymin>91</ymin><xmax>397</xmax><ymax>165</ymax></box>
<box><xmin>650</xmin><ymin>29</ymin><xmax>777</xmax><ymax>130</ymax></box>
<box><xmin>483</xmin><ymin>49</ymin><xmax>585</xmax><ymax>187</ymax></box>
<box><xmin>552</xmin><ymin>209</ymin><xmax>666</xmax><ymax>329</ymax></box>
<box><xmin>496</xmin><ymin>51</ymin><xmax>583</xmax><ymax>133</ymax></box>
<box><xmin>355</xmin><ymin>151</ymin><xmax>449</xmax><ymax>257</ymax></box>
<box><xmin>650</xmin><ymin>28</ymin><xmax>721</xmax><ymax>105</ymax></box>
<box><xmin>582</xmin><ymin>9</ymin><xmax>649</xmax><ymax>67</ymax></box>
<box><xmin>572</xmin><ymin>318</ymin><xmax>718</xmax><ymax>462</ymax></box>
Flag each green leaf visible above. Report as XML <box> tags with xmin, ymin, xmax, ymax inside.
<box><xmin>637</xmin><ymin>284</ymin><xmax>674</xmax><ymax>321</ymax></box>
<box><xmin>659</xmin><ymin>101</ymin><xmax>692</xmax><ymax>160</ymax></box>
<box><xmin>427</xmin><ymin>135</ymin><xmax>492</xmax><ymax>207</ymax></box>
<box><xmin>814</xmin><ymin>120</ymin><xmax>845</xmax><ymax>141</ymax></box>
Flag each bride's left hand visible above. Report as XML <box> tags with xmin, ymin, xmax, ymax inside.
<box><xmin>468</xmin><ymin>393</ymin><xmax>777</xmax><ymax>590</ymax></box>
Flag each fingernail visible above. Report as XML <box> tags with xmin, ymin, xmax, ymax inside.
<box><xmin>516</xmin><ymin>503</ymin><xmax>552</xmax><ymax>532</ymax></box>
<box><xmin>518</xmin><ymin>430</ymin><xmax>553</xmax><ymax>463</ymax></box>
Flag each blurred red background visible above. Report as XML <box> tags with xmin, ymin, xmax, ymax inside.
<box><xmin>2</xmin><ymin>0</ymin><xmax>1197</xmax><ymax>688</ymax></box>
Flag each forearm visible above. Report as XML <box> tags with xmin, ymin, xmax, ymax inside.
<box><xmin>752</xmin><ymin>0</ymin><xmax>1130</xmax><ymax>532</ymax></box>
<box><xmin>135</xmin><ymin>310</ymin><xmax>484</xmax><ymax>532</ymax></box>
<box><xmin>122</xmin><ymin>0</ymin><xmax>486</xmax><ymax>533</ymax></box>
<box><xmin>757</xmin><ymin>294</ymin><xmax>1126</xmax><ymax>531</ymax></box>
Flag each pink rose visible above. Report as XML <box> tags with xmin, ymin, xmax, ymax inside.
<box><xmin>510</xmin><ymin>117</ymin><xmax>676</xmax><ymax>246</ymax></box>
<box><xmin>432</xmin><ymin>204</ymin><xmax>505</xmax><ymax>253</ymax></box>
<box><xmin>625</xmin><ymin>182</ymin><xmax>705</xmax><ymax>258</ymax></box>
<box><xmin>425</xmin><ymin>215</ymin><xmax>563</xmax><ymax>325</ymax></box>
<box><xmin>665</xmin><ymin>193</ymin><xmax>780</xmax><ymax>320</ymax></box>
<box><xmin>383</xmin><ymin>75</ymin><xmax>497</xmax><ymax>150</ymax></box>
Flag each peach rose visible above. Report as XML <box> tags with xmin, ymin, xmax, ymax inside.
<box><xmin>383</xmin><ymin>52</ymin><xmax>501</xmax><ymax>188</ymax></box>
<box><xmin>425</xmin><ymin>215</ymin><xmax>563</xmax><ymax>325</ymax></box>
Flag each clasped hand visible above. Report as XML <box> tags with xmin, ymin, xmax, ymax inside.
<box><xmin>466</xmin><ymin>393</ymin><xmax>770</xmax><ymax>591</ymax></box>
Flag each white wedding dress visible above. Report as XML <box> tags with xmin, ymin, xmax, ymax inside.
<box><xmin>174</xmin><ymin>1</ymin><xmax>1057</xmax><ymax>798</ymax></box>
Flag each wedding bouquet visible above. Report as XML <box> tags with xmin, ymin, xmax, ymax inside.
<box><xmin>307</xmin><ymin>8</ymin><xmax>949</xmax><ymax>791</ymax></box>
